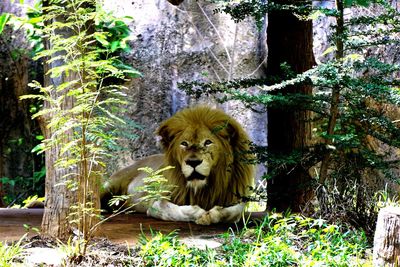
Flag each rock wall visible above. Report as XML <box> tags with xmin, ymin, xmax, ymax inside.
<box><xmin>107</xmin><ymin>0</ymin><xmax>399</xmax><ymax>182</ymax></box>
<box><xmin>0</xmin><ymin>1</ymin><xmax>42</xmax><ymax>180</ymax></box>
<box><xmin>104</xmin><ymin>0</ymin><xmax>268</xmax><ymax>174</ymax></box>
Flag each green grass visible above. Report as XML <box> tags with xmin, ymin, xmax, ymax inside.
<box><xmin>0</xmin><ymin>234</ymin><xmax>27</xmax><ymax>267</ymax></box>
<box><xmin>139</xmin><ymin>213</ymin><xmax>372</xmax><ymax>267</ymax></box>
<box><xmin>0</xmin><ymin>213</ymin><xmax>372</xmax><ymax>266</ymax></box>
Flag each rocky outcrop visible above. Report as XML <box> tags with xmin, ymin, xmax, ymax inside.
<box><xmin>104</xmin><ymin>0</ymin><xmax>268</xmax><ymax>174</ymax></box>
<box><xmin>0</xmin><ymin>1</ymin><xmax>42</xmax><ymax>192</ymax></box>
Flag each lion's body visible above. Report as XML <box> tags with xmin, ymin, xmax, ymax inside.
<box><xmin>102</xmin><ymin>106</ymin><xmax>255</xmax><ymax>224</ymax></box>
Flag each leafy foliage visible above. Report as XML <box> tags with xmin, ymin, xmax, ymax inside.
<box><xmin>0</xmin><ymin>234</ymin><xmax>27</xmax><ymax>267</ymax></box>
<box><xmin>0</xmin><ymin>13</ymin><xmax>11</xmax><ymax>34</ymax></box>
<box><xmin>20</xmin><ymin>0</ymin><xmax>133</xmax><ymax>182</ymax></box>
<box><xmin>15</xmin><ymin>0</ymin><xmax>139</xmax><ymax>256</ymax></box>
<box><xmin>139</xmin><ymin>213</ymin><xmax>370</xmax><ymax>266</ymax></box>
<box><xmin>106</xmin><ymin>166</ymin><xmax>175</xmax><ymax>209</ymax></box>
<box><xmin>136</xmin><ymin>166</ymin><xmax>176</xmax><ymax>205</ymax></box>
<box><xmin>183</xmin><ymin>0</ymin><xmax>400</xmax><ymax>232</ymax></box>
<box><xmin>139</xmin><ymin>231</ymin><xmax>204</xmax><ymax>267</ymax></box>
<box><xmin>0</xmin><ymin>213</ymin><xmax>372</xmax><ymax>266</ymax></box>
<box><xmin>0</xmin><ymin>2</ymin><xmax>46</xmax><ymax>207</ymax></box>
<box><xmin>0</xmin><ymin>167</ymin><xmax>45</xmax><ymax>207</ymax></box>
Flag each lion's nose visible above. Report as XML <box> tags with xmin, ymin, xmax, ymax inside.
<box><xmin>186</xmin><ymin>159</ymin><xmax>203</xmax><ymax>168</ymax></box>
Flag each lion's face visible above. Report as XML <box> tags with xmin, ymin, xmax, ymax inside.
<box><xmin>170</xmin><ymin>126</ymin><xmax>226</xmax><ymax>190</ymax></box>
<box><xmin>157</xmin><ymin>106</ymin><xmax>252</xmax><ymax>201</ymax></box>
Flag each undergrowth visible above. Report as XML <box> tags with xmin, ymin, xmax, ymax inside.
<box><xmin>0</xmin><ymin>234</ymin><xmax>27</xmax><ymax>267</ymax></box>
<box><xmin>0</xmin><ymin>213</ymin><xmax>371</xmax><ymax>266</ymax></box>
<box><xmin>139</xmin><ymin>213</ymin><xmax>371</xmax><ymax>267</ymax></box>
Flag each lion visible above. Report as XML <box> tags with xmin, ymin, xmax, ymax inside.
<box><xmin>102</xmin><ymin>106</ymin><xmax>254</xmax><ymax>225</ymax></box>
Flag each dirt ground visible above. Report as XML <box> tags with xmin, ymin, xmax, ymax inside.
<box><xmin>0</xmin><ymin>208</ymin><xmax>246</xmax><ymax>245</ymax></box>
<box><xmin>0</xmin><ymin>209</ymin><xmax>267</xmax><ymax>266</ymax></box>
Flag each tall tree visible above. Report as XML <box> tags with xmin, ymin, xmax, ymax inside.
<box><xmin>172</xmin><ymin>0</ymin><xmax>316</xmax><ymax>211</ymax></box>
<box><xmin>264</xmin><ymin>0</ymin><xmax>315</xmax><ymax>211</ymax></box>
<box><xmin>39</xmin><ymin>0</ymin><xmax>84</xmax><ymax>239</ymax></box>
<box><xmin>174</xmin><ymin>0</ymin><xmax>400</xmax><ymax>228</ymax></box>
<box><xmin>27</xmin><ymin>0</ymin><xmax>135</xmax><ymax>242</ymax></box>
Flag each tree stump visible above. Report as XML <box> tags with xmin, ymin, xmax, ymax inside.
<box><xmin>373</xmin><ymin>206</ymin><xmax>400</xmax><ymax>266</ymax></box>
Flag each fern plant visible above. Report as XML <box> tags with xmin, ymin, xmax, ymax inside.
<box><xmin>136</xmin><ymin>166</ymin><xmax>176</xmax><ymax>205</ymax></box>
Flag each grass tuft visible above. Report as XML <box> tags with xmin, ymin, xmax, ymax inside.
<box><xmin>139</xmin><ymin>213</ymin><xmax>372</xmax><ymax>266</ymax></box>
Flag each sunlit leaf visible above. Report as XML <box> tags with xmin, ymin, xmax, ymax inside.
<box><xmin>94</xmin><ymin>32</ymin><xmax>109</xmax><ymax>46</ymax></box>
<box><xmin>28</xmin><ymin>16</ymin><xmax>43</xmax><ymax>24</ymax></box>
<box><xmin>31</xmin><ymin>143</ymin><xmax>45</xmax><ymax>154</ymax></box>
<box><xmin>0</xmin><ymin>13</ymin><xmax>11</xmax><ymax>34</ymax></box>
<box><xmin>321</xmin><ymin>46</ymin><xmax>336</xmax><ymax>56</ymax></box>
<box><xmin>110</xmin><ymin>40</ymin><xmax>119</xmax><ymax>52</ymax></box>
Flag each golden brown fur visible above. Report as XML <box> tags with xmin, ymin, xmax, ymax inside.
<box><xmin>102</xmin><ymin>106</ymin><xmax>255</xmax><ymax>224</ymax></box>
<box><xmin>158</xmin><ymin>106</ymin><xmax>254</xmax><ymax>210</ymax></box>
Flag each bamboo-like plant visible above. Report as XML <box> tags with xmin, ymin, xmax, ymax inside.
<box><xmin>20</xmin><ymin>0</ymin><xmax>139</xmax><ymax>257</ymax></box>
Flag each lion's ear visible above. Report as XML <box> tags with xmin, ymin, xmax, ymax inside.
<box><xmin>226</xmin><ymin>120</ymin><xmax>249</xmax><ymax>149</ymax></box>
<box><xmin>226</xmin><ymin>122</ymin><xmax>238</xmax><ymax>144</ymax></box>
<box><xmin>156</xmin><ymin>123</ymin><xmax>173</xmax><ymax>149</ymax></box>
<box><xmin>213</xmin><ymin>120</ymin><xmax>241</xmax><ymax>145</ymax></box>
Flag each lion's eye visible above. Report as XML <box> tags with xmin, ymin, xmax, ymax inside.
<box><xmin>181</xmin><ymin>141</ymin><xmax>189</xmax><ymax>147</ymax></box>
<box><xmin>204</xmin><ymin>140</ymin><xmax>213</xmax><ymax>146</ymax></box>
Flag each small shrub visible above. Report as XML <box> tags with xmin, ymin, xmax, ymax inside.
<box><xmin>139</xmin><ymin>231</ymin><xmax>205</xmax><ymax>267</ymax></box>
<box><xmin>0</xmin><ymin>234</ymin><xmax>27</xmax><ymax>267</ymax></box>
<box><xmin>138</xmin><ymin>213</ymin><xmax>371</xmax><ymax>266</ymax></box>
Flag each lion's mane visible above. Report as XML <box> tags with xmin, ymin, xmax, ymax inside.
<box><xmin>157</xmin><ymin>106</ymin><xmax>255</xmax><ymax>210</ymax></box>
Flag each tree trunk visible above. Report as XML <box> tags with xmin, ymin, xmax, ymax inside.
<box><xmin>40</xmin><ymin>1</ymin><xmax>99</xmax><ymax>240</ymax></box>
<box><xmin>266</xmin><ymin>0</ymin><xmax>315</xmax><ymax>211</ymax></box>
<box><xmin>40</xmin><ymin>2</ymin><xmax>77</xmax><ymax>239</ymax></box>
<box><xmin>373</xmin><ymin>206</ymin><xmax>400</xmax><ymax>266</ymax></box>
<box><xmin>318</xmin><ymin>0</ymin><xmax>344</xmax><ymax>187</ymax></box>
<box><xmin>40</xmin><ymin>136</ymin><xmax>76</xmax><ymax>239</ymax></box>
<box><xmin>40</xmin><ymin>62</ymin><xmax>77</xmax><ymax>239</ymax></box>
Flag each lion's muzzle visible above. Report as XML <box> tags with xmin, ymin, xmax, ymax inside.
<box><xmin>181</xmin><ymin>157</ymin><xmax>210</xmax><ymax>189</ymax></box>
<box><xmin>186</xmin><ymin>159</ymin><xmax>203</xmax><ymax>169</ymax></box>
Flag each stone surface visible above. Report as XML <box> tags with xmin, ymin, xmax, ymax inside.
<box><xmin>181</xmin><ymin>236</ymin><xmax>223</xmax><ymax>250</ymax></box>
<box><xmin>103</xmin><ymin>0</ymin><xmax>268</xmax><ymax>179</ymax></box>
<box><xmin>24</xmin><ymin>247</ymin><xmax>66</xmax><ymax>266</ymax></box>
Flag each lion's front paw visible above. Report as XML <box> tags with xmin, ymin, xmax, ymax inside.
<box><xmin>180</xmin><ymin>205</ymin><xmax>207</xmax><ymax>221</ymax></box>
<box><xmin>195</xmin><ymin>212</ymin><xmax>212</xmax><ymax>225</ymax></box>
<box><xmin>195</xmin><ymin>206</ymin><xmax>223</xmax><ymax>225</ymax></box>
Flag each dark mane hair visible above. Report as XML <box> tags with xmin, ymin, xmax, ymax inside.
<box><xmin>156</xmin><ymin>106</ymin><xmax>255</xmax><ymax>210</ymax></box>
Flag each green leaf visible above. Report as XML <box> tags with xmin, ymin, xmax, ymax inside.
<box><xmin>122</xmin><ymin>15</ymin><xmax>134</xmax><ymax>20</ymax></box>
<box><xmin>304</xmin><ymin>10</ymin><xmax>325</xmax><ymax>21</ymax></box>
<box><xmin>35</xmin><ymin>135</ymin><xmax>44</xmax><ymax>141</ymax></box>
<box><xmin>110</xmin><ymin>41</ymin><xmax>119</xmax><ymax>52</ymax></box>
<box><xmin>31</xmin><ymin>143</ymin><xmax>45</xmax><ymax>154</ymax></box>
<box><xmin>94</xmin><ymin>32</ymin><xmax>109</xmax><ymax>46</ymax></box>
<box><xmin>123</xmin><ymin>69</ymin><xmax>142</xmax><ymax>78</ymax></box>
<box><xmin>355</xmin><ymin>0</ymin><xmax>370</xmax><ymax>7</ymax></box>
<box><xmin>28</xmin><ymin>16</ymin><xmax>43</xmax><ymax>24</ymax></box>
<box><xmin>0</xmin><ymin>13</ymin><xmax>11</xmax><ymax>34</ymax></box>
<box><xmin>344</xmin><ymin>0</ymin><xmax>353</xmax><ymax>7</ymax></box>
<box><xmin>321</xmin><ymin>46</ymin><xmax>336</xmax><ymax>56</ymax></box>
